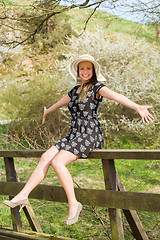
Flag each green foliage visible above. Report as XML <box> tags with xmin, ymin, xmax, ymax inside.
<box><xmin>23</xmin><ymin>13</ymin><xmax>74</xmax><ymax>52</ymax></box>
<box><xmin>0</xmin><ymin>125</ymin><xmax>8</xmax><ymax>149</ymax></box>
<box><xmin>1</xmin><ymin>71</ymin><xmax>71</xmax><ymax>149</ymax></box>
<box><xmin>1</xmin><ymin>0</ymin><xmax>18</xmax><ymax>6</ymax></box>
<box><xmin>21</xmin><ymin>11</ymin><xmax>75</xmax><ymax>52</ymax></box>
<box><xmin>0</xmin><ymin>0</ymin><xmax>76</xmax><ymax>52</ymax></box>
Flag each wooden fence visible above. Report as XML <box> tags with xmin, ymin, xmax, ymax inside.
<box><xmin>0</xmin><ymin>149</ymin><xmax>160</xmax><ymax>240</ymax></box>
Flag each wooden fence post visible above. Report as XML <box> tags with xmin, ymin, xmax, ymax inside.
<box><xmin>4</xmin><ymin>157</ymin><xmax>23</xmax><ymax>232</ymax></box>
<box><xmin>102</xmin><ymin>159</ymin><xmax>124</xmax><ymax>240</ymax></box>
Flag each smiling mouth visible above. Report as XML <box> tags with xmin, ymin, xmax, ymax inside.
<box><xmin>82</xmin><ymin>75</ymin><xmax>90</xmax><ymax>78</ymax></box>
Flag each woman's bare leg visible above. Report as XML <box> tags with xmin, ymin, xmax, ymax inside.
<box><xmin>10</xmin><ymin>147</ymin><xmax>80</xmax><ymax>221</ymax></box>
<box><xmin>51</xmin><ymin>150</ymin><xmax>80</xmax><ymax>219</ymax></box>
<box><xmin>11</xmin><ymin>146</ymin><xmax>59</xmax><ymax>202</ymax></box>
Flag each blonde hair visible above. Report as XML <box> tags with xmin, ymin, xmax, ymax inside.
<box><xmin>78</xmin><ymin>84</ymin><xmax>92</xmax><ymax>102</ymax></box>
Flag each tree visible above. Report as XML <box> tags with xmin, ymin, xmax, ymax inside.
<box><xmin>1</xmin><ymin>0</ymin><xmax>160</xmax><ymax>48</ymax></box>
<box><xmin>0</xmin><ymin>0</ymin><xmax>103</xmax><ymax>48</ymax></box>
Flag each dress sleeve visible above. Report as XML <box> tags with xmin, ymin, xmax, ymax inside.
<box><xmin>93</xmin><ymin>82</ymin><xmax>106</xmax><ymax>101</ymax></box>
<box><xmin>68</xmin><ymin>87</ymin><xmax>75</xmax><ymax>98</ymax></box>
<box><xmin>94</xmin><ymin>82</ymin><xmax>106</xmax><ymax>94</ymax></box>
<box><xmin>68</xmin><ymin>85</ymin><xmax>79</xmax><ymax>98</ymax></box>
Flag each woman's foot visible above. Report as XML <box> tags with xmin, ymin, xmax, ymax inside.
<box><xmin>3</xmin><ymin>198</ymin><xmax>29</xmax><ymax>212</ymax></box>
<box><xmin>65</xmin><ymin>202</ymin><xmax>83</xmax><ymax>225</ymax></box>
<box><xmin>9</xmin><ymin>192</ymin><xmax>28</xmax><ymax>203</ymax></box>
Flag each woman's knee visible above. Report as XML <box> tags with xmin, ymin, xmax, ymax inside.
<box><xmin>51</xmin><ymin>150</ymin><xmax>79</xmax><ymax>170</ymax></box>
<box><xmin>51</xmin><ymin>158</ymin><xmax>63</xmax><ymax>171</ymax></box>
<box><xmin>40</xmin><ymin>146</ymin><xmax>59</xmax><ymax>165</ymax></box>
<box><xmin>39</xmin><ymin>152</ymin><xmax>48</xmax><ymax>164</ymax></box>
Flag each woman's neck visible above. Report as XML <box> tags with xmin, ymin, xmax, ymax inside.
<box><xmin>80</xmin><ymin>79</ymin><xmax>90</xmax><ymax>86</ymax></box>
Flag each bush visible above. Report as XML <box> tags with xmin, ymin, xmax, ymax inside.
<box><xmin>2</xmin><ymin>70</ymin><xmax>71</xmax><ymax>149</ymax></box>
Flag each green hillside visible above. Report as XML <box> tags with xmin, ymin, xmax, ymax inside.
<box><xmin>67</xmin><ymin>8</ymin><xmax>156</xmax><ymax>44</ymax></box>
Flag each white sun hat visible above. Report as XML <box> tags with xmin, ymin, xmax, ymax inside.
<box><xmin>69</xmin><ymin>54</ymin><xmax>106</xmax><ymax>82</ymax></box>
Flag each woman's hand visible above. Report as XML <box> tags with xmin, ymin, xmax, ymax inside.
<box><xmin>42</xmin><ymin>106</ymin><xmax>48</xmax><ymax>124</ymax></box>
<box><xmin>137</xmin><ymin>105</ymin><xmax>154</xmax><ymax>124</ymax></box>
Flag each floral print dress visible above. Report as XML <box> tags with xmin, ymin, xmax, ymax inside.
<box><xmin>55</xmin><ymin>82</ymin><xmax>105</xmax><ymax>158</ymax></box>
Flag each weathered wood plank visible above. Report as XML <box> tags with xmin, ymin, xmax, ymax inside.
<box><xmin>22</xmin><ymin>204</ymin><xmax>43</xmax><ymax>233</ymax></box>
<box><xmin>1</xmin><ymin>181</ymin><xmax>159</xmax><ymax>212</ymax></box>
<box><xmin>0</xmin><ymin>233</ymin><xmax>16</xmax><ymax>240</ymax></box>
<box><xmin>0</xmin><ymin>149</ymin><xmax>160</xmax><ymax>159</ymax></box>
<box><xmin>24</xmin><ymin>230</ymin><xmax>77</xmax><ymax>240</ymax></box>
<box><xmin>102</xmin><ymin>159</ymin><xmax>124</xmax><ymax>240</ymax></box>
<box><xmin>89</xmin><ymin>149</ymin><xmax>160</xmax><ymax>160</ymax></box>
<box><xmin>0</xmin><ymin>229</ymin><xmax>76</xmax><ymax>240</ymax></box>
<box><xmin>0</xmin><ymin>236</ymin><xmax>14</xmax><ymax>240</ymax></box>
<box><xmin>0</xmin><ymin>150</ymin><xmax>44</xmax><ymax>158</ymax></box>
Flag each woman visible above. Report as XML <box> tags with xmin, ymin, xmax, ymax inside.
<box><xmin>3</xmin><ymin>54</ymin><xmax>154</xmax><ymax>225</ymax></box>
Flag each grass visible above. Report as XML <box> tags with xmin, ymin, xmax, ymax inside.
<box><xmin>1</xmin><ymin>0</ymin><xmax>33</xmax><ymax>7</ymax></box>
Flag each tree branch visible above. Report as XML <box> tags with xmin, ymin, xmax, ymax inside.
<box><xmin>6</xmin><ymin>0</ymin><xmax>108</xmax><ymax>48</ymax></box>
<box><xmin>79</xmin><ymin>2</ymin><xmax>101</xmax><ymax>36</ymax></box>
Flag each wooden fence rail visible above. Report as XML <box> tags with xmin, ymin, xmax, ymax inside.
<box><xmin>0</xmin><ymin>149</ymin><xmax>160</xmax><ymax>240</ymax></box>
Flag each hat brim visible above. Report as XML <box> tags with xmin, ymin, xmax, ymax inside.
<box><xmin>69</xmin><ymin>58</ymin><xmax>101</xmax><ymax>81</ymax></box>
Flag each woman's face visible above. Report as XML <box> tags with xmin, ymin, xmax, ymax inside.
<box><xmin>78</xmin><ymin>61</ymin><xmax>93</xmax><ymax>83</ymax></box>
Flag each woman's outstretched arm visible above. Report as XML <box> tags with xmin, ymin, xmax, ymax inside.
<box><xmin>99</xmin><ymin>86</ymin><xmax>154</xmax><ymax>124</ymax></box>
<box><xmin>42</xmin><ymin>94</ymin><xmax>71</xmax><ymax>124</ymax></box>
